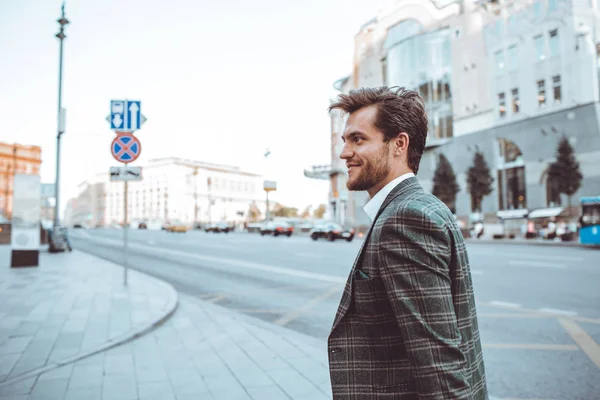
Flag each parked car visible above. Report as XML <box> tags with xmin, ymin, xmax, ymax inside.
<box><xmin>204</xmin><ymin>222</ymin><xmax>232</xmax><ymax>233</ymax></box>
<box><xmin>165</xmin><ymin>221</ymin><xmax>188</xmax><ymax>233</ymax></box>
<box><xmin>138</xmin><ymin>222</ymin><xmax>148</xmax><ymax>229</ymax></box>
<box><xmin>309</xmin><ymin>223</ymin><xmax>355</xmax><ymax>242</ymax></box>
<box><xmin>260</xmin><ymin>221</ymin><xmax>293</xmax><ymax>237</ymax></box>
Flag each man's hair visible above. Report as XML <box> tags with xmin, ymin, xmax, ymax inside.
<box><xmin>329</xmin><ymin>86</ymin><xmax>428</xmax><ymax>174</ymax></box>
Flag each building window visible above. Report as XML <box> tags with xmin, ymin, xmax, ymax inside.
<box><xmin>548</xmin><ymin>0</ymin><xmax>557</xmax><ymax>11</ymax></box>
<box><xmin>537</xmin><ymin>80</ymin><xmax>546</xmax><ymax>107</ymax></box>
<box><xmin>498</xmin><ymin>92</ymin><xmax>506</xmax><ymax>117</ymax></box>
<box><xmin>507</xmin><ymin>45</ymin><xmax>518</xmax><ymax>71</ymax></box>
<box><xmin>549</xmin><ymin>29</ymin><xmax>559</xmax><ymax>57</ymax></box>
<box><xmin>495</xmin><ymin>50</ymin><xmax>504</xmax><ymax>74</ymax></box>
<box><xmin>534</xmin><ymin>35</ymin><xmax>545</xmax><ymax>61</ymax></box>
<box><xmin>511</xmin><ymin>88</ymin><xmax>520</xmax><ymax>113</ymax></box>
<box><xmin>552</xmin><ymin>75</ymin><xmax>562</xmax><ymax>104</ymax></box>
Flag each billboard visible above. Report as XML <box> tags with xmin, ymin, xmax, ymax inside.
<box><xmin>263</xmin><ymin>180</ymin><xmax>277</xmax><ymax>192</ymax></box>
<box><xmin>11</xmin><ymin>174</ymin><xmax>41</xmax><ymax>250</ymax></box>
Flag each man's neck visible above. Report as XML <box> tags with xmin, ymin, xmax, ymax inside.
<box><xmin>367</xmin><ymin>169</ymin><xmax>413</xmax><ymax>198</ymax></box>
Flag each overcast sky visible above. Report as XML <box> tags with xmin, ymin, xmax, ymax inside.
<box><xmin>1</xmin><ymin>0</ymin><xmax>391</xmax><ymax>214</ymax></box>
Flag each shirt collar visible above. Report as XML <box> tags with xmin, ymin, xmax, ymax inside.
<box><xmin>363</xmin><ymin>172</ymin><xmax>415</xmax><ymax>221</ymax></box>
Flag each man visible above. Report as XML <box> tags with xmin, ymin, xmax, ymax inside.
<box><xmin>328</xmin><ymin>87</ymin><xmax>487</xmax><ymax>399</ymax></box>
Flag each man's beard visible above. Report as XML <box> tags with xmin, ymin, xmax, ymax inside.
<box><xmin>346</xmin><ymin>145</ymin><xmax>390</xmax><ymax>191</ymax></box>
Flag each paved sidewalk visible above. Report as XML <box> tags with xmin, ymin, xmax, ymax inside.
<box><xmin>0</xmin><ymin>246</ymin><xmax>178</xmax><ymax>391</ymax></box>
<box><xmin>0</xmin><ymin>293</ymin><xmax>331</xmax><ymax>400</ymax></box>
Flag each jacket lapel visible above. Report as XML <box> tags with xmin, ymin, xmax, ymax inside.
<box><xmin>330</xmin><ymin>177</ymin><xmax>421</xmax><ymax>331</ymax></box>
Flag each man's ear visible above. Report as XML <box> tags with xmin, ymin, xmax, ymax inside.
<box><xmin>393</xmin><ymin>132</ymin><xmax>409</xmax><ymax>156</ymax></box>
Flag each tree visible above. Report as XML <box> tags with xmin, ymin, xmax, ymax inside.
<box><xmin>547</xmin><ymin>136</ymin><xmax>583</xmax><ymax>216</ymax></box>
<box><xmin>272</xmin><ymin>203</ymin><xmax>298</xmax><ymax>218</ymax></box>
<box><xmin>300</xmin><ymin>205</ymin><xmax>312</xmax><ymax>219</ymax></box>
<box><xmin>432</xmin><ymin>153</ymin><xmax>460</xmax><ymax>213</ymax></box>
<box><xmin>466</xmin><ymin>151</ymin><xmax>494</xmax><ymax>212</ymax></box>
<box><xmin>313</xmin><ymin>204</ymin><xmax>327</xmax><ymax>219</ymax></box>
<box><xmin>248</xmin><ymin>203</ymin><xmax>262</xmax><ymax>222</ymax></box>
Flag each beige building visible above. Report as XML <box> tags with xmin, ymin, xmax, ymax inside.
<box><xmin>0</xmin><ymin>142</ymin><xmax>42</xmax><ymax>219</ymax></box>
<box><xmin>68</xmin><ymin>157</ymin><xmax>265</xmax><ymax>228</ymax></box>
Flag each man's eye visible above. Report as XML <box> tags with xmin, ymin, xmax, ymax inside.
<box><xmin>353</xmin><ymin>137</ymin><xmax>362</xmax><ymax>143</ymax></box>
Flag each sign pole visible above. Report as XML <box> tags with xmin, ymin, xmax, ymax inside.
<box><xmin>108</xmin><ymin>99</ymin><xmax>145</xmax><ymax>286</ymax></box>
<box><xmin>123</xmin><ymin>165</ymin><xmax>129</xmax><ymax>286</ymax></box>
<box><xmin>265</xmin><ymin>190</ymin><xmax>270</xmax><ymax>221</ymax></box>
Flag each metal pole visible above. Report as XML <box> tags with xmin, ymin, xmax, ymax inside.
<box><xmin>265</xmin><ymin>190</ymin><xmax>270</xmax><ymax>221</ymax></box>
<box><xmin>193</xmin><ymin>167</ymin><xmax>198</xmax><ymax>224</ymax></box>
<box><xmin>207</xmin><ymin>177</ymin><xmax>212</xmax><ymax>224</ymax></box>
<box><xmin>53</xmin><ymin>4</ymin><xmax>68</xmax><ymax>234</ymax></box>
<box><xmin>499</xmin><ymin>139</ymin><xmax>509</xmax><ymax>238</ymax></box>
<box><xmin>123</xmin><ymin>177</ymin><xmax>129</xmax><ymax>286</ymax></box>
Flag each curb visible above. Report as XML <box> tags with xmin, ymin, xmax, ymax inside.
<box><xmin>465</xmin><ymin>239</ymin><xmax>600</xmax><ymax>250</ymax></box>
<box><xmin>0</xmin><ymin>261</ymin><xmax>179</xmax><ymax>389</ymax></box>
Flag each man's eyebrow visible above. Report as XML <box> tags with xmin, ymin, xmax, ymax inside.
<box><xmin>341</xmin><ymin>131</ymin><xmax>365</xmax><ymax>141</ymax></box>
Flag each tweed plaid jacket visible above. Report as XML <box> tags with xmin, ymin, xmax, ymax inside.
<box><xmin>328</xmin><ymin>177</ymin><xmax>488</xmax><ymax>399</ymax></box>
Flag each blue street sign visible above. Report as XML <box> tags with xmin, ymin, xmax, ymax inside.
<box><xmin>110</xmin><ymin>100</ymin><xmax>125</xmax><ymax>130</ymax></box>
<box><xmin>109</xmin><ymin>100</ymin><xmax>143</xmax><ymax>132</ymax></box>
<box><xmin>127</xmin><ymin>100</ymin><xmax>141</xmax><ymax>131</ymax></box>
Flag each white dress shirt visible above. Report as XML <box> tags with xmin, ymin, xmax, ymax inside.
<box><xmin>363</xmin><ymin>172</ymin><xmax>415</xmax><ymax>221</ymax></box>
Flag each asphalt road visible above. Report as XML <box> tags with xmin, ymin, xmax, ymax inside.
<box><xmin>70</xmin><ymin>228</ymin><xmax>600</xmax><ymax>399</ymax></box>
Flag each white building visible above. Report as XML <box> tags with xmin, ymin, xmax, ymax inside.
<box><xmin>68</xmin><ymin>157</ymin><xmax>265</xmax><ymax>228</ymax></box>
<box><xmin>307</xmin><ymin>0</ymin><xmax>600</xmax><ymax>230</ymax></box>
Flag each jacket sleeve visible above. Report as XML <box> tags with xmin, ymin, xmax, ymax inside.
<box><xmin>378</xmin><ymin>206</ymin><xmax>471</xmax><ymax>399</ymax></box>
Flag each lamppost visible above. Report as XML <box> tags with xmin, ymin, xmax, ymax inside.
<box><xmin>53</xmin><ymin>3</ymin><xmax>69</xmax><ymax>233</ymax></box>
<box><xmin>193</xmin><ymin>167</ymin><xmax>199</xmax><ymax>224</ymax></box>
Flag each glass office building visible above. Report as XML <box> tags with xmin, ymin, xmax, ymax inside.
<box><xmin>383</xmin><ymin>20</ymin><xmax>453</xmax><ymax>143</ymax></box>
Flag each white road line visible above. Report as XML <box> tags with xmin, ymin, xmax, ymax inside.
<box><xmin>77</xmin><ymin>235</ymin><xmax>346</xmax><ymax>284</ymax></box>
<box><xmin>514</xmin><ymin>254</ymin><xmax>584</xmax><ymax>262</ymax></box>
<box><xmin>470</xmin><ymin>270</ymin><xmax>484</xmax><ymax>275</ymax></box>
<box><xmin>294</xmin><ymin>252</ymin><xmax>323</xmax><ymax>259</ymax></box>
<box><xmin>489</xmin><ymin>301</ymin><xmax>522</xmax><ymax>308</ymax></box>
<box><xmin>147</xmin><ymin>240</ymin><xmax>156</xmax><ymax>245</ymax></box>
<box><xmin>538</xmin><ymin>308</ymin><xmax>578</xmax><ymax>316</ymax></box>
<box><xmin>508</xmin><ymin>260</ymin><xmax>566</xmax><ymax>269</ymax></box>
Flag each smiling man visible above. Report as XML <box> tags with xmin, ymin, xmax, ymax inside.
<box><xmin>327</xmin><ymin>87</ymin><xmax>488</xmax><ymax>399</ymax></box>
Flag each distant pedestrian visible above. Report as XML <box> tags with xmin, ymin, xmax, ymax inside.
<box><xmin>327</xmin><ymin>86</ymin><xmax>488</xmax><ymax>399</ymax></box>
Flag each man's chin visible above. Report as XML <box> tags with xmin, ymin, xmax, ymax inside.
<box><xmin>346</xmin><ymin>179</ymin><xmax>371</xmax><ymax>192</ymax></box>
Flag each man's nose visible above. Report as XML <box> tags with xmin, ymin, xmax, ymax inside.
<box><xmin>340</xmin><ymin>143</ymin><xmax>352</xmax><ymax>160</ymax></box>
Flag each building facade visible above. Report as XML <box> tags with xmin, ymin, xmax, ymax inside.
<box><xmin>68</xmin><ymin>157</ymin><xmax>265</xmax><ymax>228</ymax></box>
<box><xmin>307</xmin><ymin>0</ymin><xmax>600</xmax><ymax>229</ymax></box>
<box><xmin>0</xmin><ymin>142</ymin><xmax>42</xmax><ymax>219</ymax></box>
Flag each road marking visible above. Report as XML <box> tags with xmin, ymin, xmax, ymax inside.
<box><xmin>483</xmin><ymin>343</ymin><xmax>578</xmax><ymax>351</ymax></box>
<box><xmin>470</xmin><ymin>269</ymin><xmax>484</xmax><ymax>275</ymax></box>
<box><xmin>232</xmin><ymin>309</ymin><xmax>288</xmax><ymax>314</ymax></box>
<box><xmin>538</xmin><ymin>308</ymin><xmax>578</xmax><ymax>316</ymax></box>
<box><xmin>513</xmin><ymin>254</ymin><xmax>583</xmax><ymax>262</ymax></box>
<box><xmin>294</xmin><ymin>252</ymin><xmax>323</xmax><ymax>259</ymax></box>
<box><xmin>76</xmin><ymin>235</ymin><xmax>347</xmax><ymax>284</ymax></box>
<box><xmin>559</xmin><ymin>318</ymin><xmax>600</xmax><ymax>369</ymax></box>
<box><xmin>273</xmin><ymin>285</ymin><xmax>342</xmax><ymax>327</ymax></box>
<box><xmin>508</xmin><ymin>260</ymin><xmax>566</xmax><ymax>269</ymax></box>
<box><xmin>147</xmin><ymin>240</ymin><xmax>156</xmax><ymax>245</ymax></box>
<box><xmin>489</xmin><ymin>301</ymin><xmax>522</xmax><ymax>308</ymax></box>
<box><xmin>479</xmin><ymin>313</ymin><xmax>549</xmax><ymax>319</ymax></box>
<box><xmin>491</xmin><ymin>397</ymin><xmax>555</xmax><ymax>400</ymax></box>
<box><xmin>206</xmin><ymin>294</ymin><xmax>228</xmax><ymax>304</ymax></box>
<box><xmin>481</xmin><ymin>302</ymin><xmax>600</xmax><ymax>325</ymax></box>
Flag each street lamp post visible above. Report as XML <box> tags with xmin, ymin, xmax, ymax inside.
<box><xmin>53</xmin><ymin>3</ymin><xmax>69</xmax><ymax>233</ymax></box>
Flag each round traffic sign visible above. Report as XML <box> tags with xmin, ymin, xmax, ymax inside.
<box><xmin>111</xmin><ymin>133</ymin><xmax>141</xmax><ymax>164</ymax></box>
